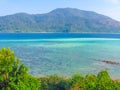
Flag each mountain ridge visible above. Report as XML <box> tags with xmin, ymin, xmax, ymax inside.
<box><xmin>0</xmin><ymin>8</ymin><xmax>120</xmax><ymax>33</ymax></box>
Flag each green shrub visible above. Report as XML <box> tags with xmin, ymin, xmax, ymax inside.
<box><xmin>84</xmin><ymin>74</ymin><xmax>97</xmax><ymax>90</ymax></box>
<box><xmin>70</xmin><ymin>74</ymin><xmax>85</xmax><ymax>90</ymax></box>
<box><xmin>40</xmin><ymin>75</ymin><xmax>70</xmax><ymax>90</ymax></box>
<box><xmin>96</xmin><ymin>70</ymin><xmax>115</xmax><ymax>90</ymax></box>
<box><xmin>0</xmin><ymin>48</ymin><xmax>40</xmax><ymax>90</ymax></box>
<box><xmin>39</xmin><ymin>71</ymin><xmax>120</xmax><ymax>90</ymax></box>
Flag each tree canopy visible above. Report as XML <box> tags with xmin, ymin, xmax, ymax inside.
<box><xmin>0</xmin><ymin>48</ymin><xmax>40</xmax><ymax>90</ymax></box>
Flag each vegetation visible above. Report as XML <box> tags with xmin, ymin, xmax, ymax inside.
<box><xmin>0</xmin><ymin>48</ymin><xmax>40</xmax><ymax>90</ymax></box>
<box><xmin>0</xmin><ymin>8</ymin><xmax>120</xmax><ymax>33</ymax></box>
<box><xmin>40</xmin><ymin>71</ymin><xmax>120</xmax><ymax>90</ymax></box>
<box><xmin>0</xmin><ymin>48</ymin><xmax>120</xmax><ymax>90</ymax></box>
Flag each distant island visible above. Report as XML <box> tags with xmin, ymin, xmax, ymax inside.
<box><xmin>0</xmin><ymin>8</ymin><xmax>120</xmax><ymax>33</ymax></box>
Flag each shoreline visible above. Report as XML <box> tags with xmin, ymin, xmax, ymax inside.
<box><xmin>113</xmin><ymin>78</ymin><xmax>120</xmax><ymax>82</ymax></box>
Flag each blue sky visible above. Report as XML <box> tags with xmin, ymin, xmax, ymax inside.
<box><xmin>0</xmin><ymin>0</ymin><xmax>120</xmax><ymax>21</ymax></box>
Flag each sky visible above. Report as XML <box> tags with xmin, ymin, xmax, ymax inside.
<box><xmin>0</xmin><ymin>0</ymin><xmax>120</xmax><ymax>21</ymax></box>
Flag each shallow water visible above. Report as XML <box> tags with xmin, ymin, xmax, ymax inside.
<box><xmin>0</xmin><ymin>37</ymin><xmax>120</xmax><ymax>78</ymax></box>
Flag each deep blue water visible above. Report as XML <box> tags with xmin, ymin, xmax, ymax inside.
<box><xmin>1</xmin><ymin>33</ymin><xmax>120</xmax><ymax>40</ymax></box>
<box><xmin>0</xmin><ymin>33</ymin><xmax>120</xmax><ymax>78</ymax></box>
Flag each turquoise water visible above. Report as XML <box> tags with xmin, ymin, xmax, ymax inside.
<box><xmin>0</xmin><ymin>37</ymin><xmax>120</xmax><ymax>78</ymax></box>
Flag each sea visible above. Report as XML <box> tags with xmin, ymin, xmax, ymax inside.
<box><xmin>0</xmin><ymin>33</ymin><xmax>120</xmax><ymax>78</ymax></box>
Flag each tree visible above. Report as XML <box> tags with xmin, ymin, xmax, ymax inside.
<box><xmin>0</xmin><ymin>48</ymin><xmax>40</xmax><ymax>90</ymax></box>
<box><xmin>96</xmin><ymin>70</ymin><xmax>114</xmax><ymax>90</ymax></box>
<box><xmin>40</xmin><ymin>75</ymin><xmax>70</xmax><ymax>90</ymax></box>
<box><xmin>70</xmin><ymin>74</ymin><xmax>85</xmax><ymax>90</ymax></box>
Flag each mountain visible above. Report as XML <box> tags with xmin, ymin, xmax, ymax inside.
<box><xmin>0</xmin><ymin>8</ymin><xmax>120</xmax><ymax>33</ymax></box>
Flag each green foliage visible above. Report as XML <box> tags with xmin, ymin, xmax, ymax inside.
<box><xmin>70</xmin><ymin>74</ymin><xmax>85</xmax><ymax>90</ymax></box>
<box><xmin>40</xmin><ymin>71</ymin><xmax>120</xmax><ymax>90</ymax></box>
<box><xmin>84</xmin><ymin>74</ymin><xmax>97</xmax><ymax>90</ymax></box>
<box><xmin>40</xmin><ymin>75</ymin><xmax>70</xmax><ymax>90</ymax></box>
<box><xmin>0</xmin><ymin>48</ymin><xmax>40</xmax><ymax>90</ymax></box>
<box><xmin>96</xmin><ymin>70</ymin><xmax>115</xmax><ymax>90</ymax></box>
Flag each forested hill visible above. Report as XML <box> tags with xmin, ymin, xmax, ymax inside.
<box><xmin>0</xmin><ymin>8</ymin><xmax>120</xmax><ymax>33</ymax></box>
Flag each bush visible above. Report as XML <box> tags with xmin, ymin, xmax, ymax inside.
<box><xmin>39</xmin><ymin>71</ymin><xmax>120</xmax><ymax>90</ymax></box>
<box><xmin>0</xmin><ymin>48</ymin><xmax>40</xmax><ymax>90</ymax></box>
<box><xmin>96</xmin><ymin>70</ymin><xmax>115</xmax><ymax>90</ymax></box>
<box><xmin>70</xmin><ymin>74</ymin><xmax>85</xmax><ymax>90</ymax></box>
<box><xmin>40</xmin><ymin>75</ymin><xmax>70</xmax><ymax>90</ymax></box>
